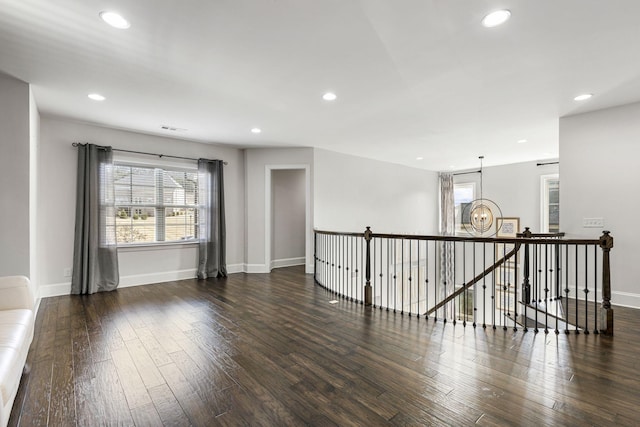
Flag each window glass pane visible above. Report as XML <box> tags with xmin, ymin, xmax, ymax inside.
<box><xmin>115</xmin><ymin>163</ymin><xmax>198</xmax><ymax>244</ymax></box>
<box><xmin>454</xmin><ymin>183</ymin><xmax>475</xmax><ymax>234</ymax></box>
<box><xmin>165</xmin><ymin>208</ymin><xmax>197</xmax><ymax>241</ymax></box>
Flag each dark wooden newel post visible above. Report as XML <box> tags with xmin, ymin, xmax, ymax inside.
<box><xmin>364</xmin><ymin>226</ymin><xmax>373</xmax><ymax>306</ymax></box>
<box><xmin>599</xmin><ymin>231</ymin><xmax>614</xmax><ymax>335</ymax></box>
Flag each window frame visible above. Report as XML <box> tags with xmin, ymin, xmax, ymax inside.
<box><xmin>540</xmin><ymin>174</ymin><xmax>559</xmax><ymax>233</ymax></box>
<box><xmin>454</xmin><ymin>182</ymin><xmax>476</xmax><ymax>235</ymax></box>
<box><xmin>113</xmin><ymin>160</ymin><xmax>200</xmax><ymax>247</ymax></box>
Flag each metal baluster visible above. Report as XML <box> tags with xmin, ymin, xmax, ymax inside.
<box><xmin>472</xmin><ymin>242</ymin><xmax>477</xmax><ymax>328</ymax></box>
<box><xmin>545</xmin><ymin>244</ymin><xmax>549</xmax><ymax>334</ymax></box>
<box><xmin>483</xmin><ymin>242</ymin><xmax>487</xmax><ymax>329</ymax></box>
<box><xmin>533</xmin><ymin>244</ymin><xmax>540</xmax><ymax>334</ymax></box>
<box><xmin>417</xmin><ymin>240</ymin><xmax>420</xmax><ymax>317</ymax></box>
<box><xmin>564</xmin><ymin>244</ymin><xmax>570</xmax><ymax>334</ymax></box>
<box><xmin>594</xmin><ymin>245</ymin><xmax>599</xmax><ymax>334</ymax></box>
<box><xmin>514</xmin><ymin>241</ymin><xmax>519</xmax><ymax>332</ymax></box>
<box><xmin>575</xmin><ymin>244</ymin><xmax>579</xmax><ymax>334</ymax></box>
<box><xmin>408</xmin><ymin>240</ymin><xmax>412</xmax><ymax>316</ymax></box>
<box><xmin>462</xmin><ymin>241</ymin><xmax>466</xmax><ymax>327</ymax></box>
<box><xmin>401</xmin><ymin>239</ymin><xmax>405</xmax><ymax>315</ymax></box>
<box><xmin>493</xmin><ymin>243</ymin><xmax>498</xmax><ymax>329</ymax></box>
<box><xmin>425</xmin><ymin>240</ymin><xmax>429</xmax><ymax>319</ymax></box>
<box><xmin>584</xmin><ymin>246</ymin><xmax>589</xmax><ymax>334</ymax></box>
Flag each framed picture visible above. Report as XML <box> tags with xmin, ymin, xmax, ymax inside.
<box><xmin>496</xmin><ymin>217</ymin><xmax>520</xmax><ymax>238</ymax></box>
<box><xmin>495</xmin><ymin>217</ymin><xmax>520</xmax><ymax>268</ymax></box>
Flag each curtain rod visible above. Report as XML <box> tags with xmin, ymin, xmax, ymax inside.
<box><xmin>537</xmin><ymin>161</ymin><xmax>559</xmax><ymax>166</ymax></box>
<box><xmin>71</xmin><ymin>142</ymin><xmax>228</xmax><ymax>165</ymax></box>
<box><xmin>452</xmin><ymin>169</ymin><xmax>481</xmax><ymax>176</ymax></box>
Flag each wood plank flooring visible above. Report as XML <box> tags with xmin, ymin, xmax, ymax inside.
<box><xmin>9</xmin><ymin>266</ymin><xmax>640</xmax><ymax>426</ymax></box>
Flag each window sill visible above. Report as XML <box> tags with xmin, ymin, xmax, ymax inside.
<box><xmin>117</xmin><ymin>240</ymin><xmax>198</xmax><ymax>252</ymax></box>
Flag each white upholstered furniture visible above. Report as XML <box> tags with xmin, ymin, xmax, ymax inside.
<box><xmin>0</xmin><ymin>276</ymin><xmax>35</xmax><ymax>427</ymax></box>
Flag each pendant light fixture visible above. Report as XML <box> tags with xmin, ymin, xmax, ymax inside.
<box><xmin>462</xmin><ymin>156</ymin><xmax>503</xmax><ymax>236</ymax></box>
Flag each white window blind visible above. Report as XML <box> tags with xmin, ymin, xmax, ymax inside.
<box><xmin>114</xmin><ymin>164</ymin><xmax>198</xmax><ymax>244</ymax></box>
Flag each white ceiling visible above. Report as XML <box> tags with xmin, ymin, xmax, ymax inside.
<box><xmin>2</xmin><ymin>0</ymin><xmax>640</xmax><ymax>171</ymax></box>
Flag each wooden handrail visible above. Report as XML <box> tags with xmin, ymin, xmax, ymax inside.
<box><xmin>424</xmin><ymin>243</ymin><xmax>521</xmax><ymax>317</ymax></box>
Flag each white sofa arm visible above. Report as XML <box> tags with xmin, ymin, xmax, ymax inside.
<box><xmin>0</xmin><ymin>276</ymin><xmax>34</xmax><ymax>311</ymax></box>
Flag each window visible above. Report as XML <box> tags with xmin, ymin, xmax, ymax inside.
<box><xmin>114</xmin><ymin>164</ymin><xmax>198</xmax><ymax>244</ymax></box>
<box><xmin>454</xmin><ymin>182</ymin><xmax>475</xmax><ymax>234</ymax></box>
<box><xmin>541</xmin><ymin>175</ymin><xmax>559</xmax><ymax>233</ymax></box>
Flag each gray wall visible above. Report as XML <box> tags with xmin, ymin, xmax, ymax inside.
<box><xmin>244</xmin><ymin>147</ymin><xmax>313</xmax><ymax>273</ymax></box>
<box><xmin>0</xmin><ymin>73</ymin><xmax>31</xmax><ymax>277</ymax></box>
<box><xmin>453</xmin><ymin>159</ymin><xmax>559</xmax><ymax>234</ymax></box>
<box><xmin>314</xmin><ymin>148</ymin><xmax>439</xmax><ymax>234</ymax></box>
<box><xmin>560</xmin><ymin>101</ymin><xmax>640</xmax><ymax>308</ymax></box>
<box><xmin>37</xmin><ymin>116</ymin><xmax>245</xmax><ymax>295</ymax></box>
<box><xmin>271</xmin><ymin>169</ymin><xmax>306</xmax><ymax>266</ymax></box>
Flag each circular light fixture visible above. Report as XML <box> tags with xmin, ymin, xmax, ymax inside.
<box><xmin>322</xmin><ymin>92</ymin><xmax>337</xmax><ymax>101</ymax></box>
<box><xmin>99</xmin><ymin>11</ymin><xmax>130</xmax><ymax>29</ymax></box>
<box><xmin>574</xmin><ymin>93</ymin><xmax>593</xmax><ymax>101</ymax></box>
<box><xmin>517</xmin><ymin>139</ymin><xmax>527</xmax><ymax>144</ymax></box>
<box><xmin>481</xmin><ymin>10</ymin><xmax>511</xmax><ymax>28</ymax></box>
<box><xmin>251</xmin><ymin>128</ymin><xmax>262</xmax><ymax>134</ymax></box>
<box><xmin>88</xmin><ymin>93</ymin><xmax>106</xmax><ymax>101</ymax></box>
<box><xmin>416</xmin><ymin>156</ymin><xmax>424</xmax><ymax>161</ymax></box>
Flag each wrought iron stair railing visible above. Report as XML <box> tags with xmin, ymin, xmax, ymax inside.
<box><xmin>313</xmin><ymin>227</ymin><xmax>614</xmax><ymax>335</ymax></box>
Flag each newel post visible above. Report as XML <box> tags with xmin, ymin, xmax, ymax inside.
<box><xmin>364</xmin><ymin>226</ymin><xmax>373</xmax><ymax>306</ymax></box>
<box><xmin>521</xmin><ymin>227</ymin><xmax>532</xmax><ymax>305</ymax></box>
<box><xmin>599</xmin><ymin>231</ymin><xmax>614</xmax><ymax>335</ymax></box>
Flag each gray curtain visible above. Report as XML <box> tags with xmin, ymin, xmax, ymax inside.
<box><xmin>71</xmin><ymin>144</ymin><xmax>119</xmax><ymax>294</ymax></box>
<box><xmin>197</xmin><ymin>159</ymin><xmax>227</xmax><ymax>279</ymax></box>
<box><xmin>439</xmin><ymin>173</ymin><xmax>455</xmax><ymax>314</ymax></box>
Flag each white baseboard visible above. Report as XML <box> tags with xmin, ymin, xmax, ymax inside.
<box><xmin>227</xmin><ymin>263</ymin><xmax>244</xmax><ymax>274</ymax></box>
<box><xmin>270</xmin><ymin>257</ymin><xmax>305</xmax><ymax>270</ymax></box>
<box><xmin>612</xmin><ymin>290</ymin><xmax>640</xmax><ymax>309</ymax></box>
<box><xmin>39</xmin><ymin>282</ymin><xmax>72</xmax><ymax>298</ymax></box>
<box><xmin>119</xmin><ymin>269</ymin><xmax>197</xmax><ymax>288</ymax></box>
<box><xmin>37</xmin><ymin>264</ymin><xmax>246</xmax><ymax>299</ymax></box>
<box><xmin>244</xmin><ymin>264</ymin><xmax>270</xmax><ymax>273</ymax></box>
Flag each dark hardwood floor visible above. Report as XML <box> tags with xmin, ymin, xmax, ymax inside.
<box><xmin>9</xmin><ymin>266</ymin><xmax>640</xmax><ymax>426</ymax></box>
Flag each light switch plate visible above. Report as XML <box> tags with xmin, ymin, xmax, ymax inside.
<box><xmin>583</xmin><ymin>217</ymin><xmax>604</xmax><ymax>228</ymax></box>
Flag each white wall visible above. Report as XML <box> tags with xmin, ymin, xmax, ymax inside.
<box><xmin>271</xmin><ymin>169</ymin><xmax>306</xmax><ymax>267</ymax></box>
<box><xmin>314</xmin><ymin>148</ymin><xmax>439</xmax><ymax>235</ymax></box>
<box><xmin>37</xmin><ymin>116</ymin><xmax>245</xmax><ymax>297</ymax></box>
<box><xmin>560</xmin><ymin>101</ymin><xmax>640</xmax><ymax>308</ymax></box>
<box><xmin>0</xmin><ymin>73</ymin><xmax>30</xmax><ymax>277</ymax></box>
<box><xmin>244</xmin><ymin>148</ymin><xmax>313</xmax><ymax>273</ymax></box>
<box><xmin>453</xmin><ymin>160</ymin><xmax>559</xmax><ymax>234</ymax></box>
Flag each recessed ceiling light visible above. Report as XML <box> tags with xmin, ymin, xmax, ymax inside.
<box><xmin>322</xmin><ymin>92</ymin><xmax>337</xmax><ymax>101</ymax></box>
<box><xmin>517</xmin><ymin>139</ymin><xmax>527</xmax><ymax>144</ymax></box>
<box><xmin>481</xmin><ymin>10</ymin><xmax>511</xmax><ymax>28</ymax></box>
<box><xmin>416</xmin><ymin>157</ymin><xmax>424</xmax><ymax>160</ymax></box>
<box><xmin>99</xmin><ymin>11</ymin><xmax>130</xmax><ymax>29</ymax></box>
<box><xmin>251</xmin><ymin>128</ymin><xmax>262</xmax><ymax>134</ymax></box>
<box><xmin>88</xmin><ymin>93</ymin><xmax>106</xmax><ymax>101</ymax></box>
<box><xmin>574</xmin><ymin>93</ymin><xmax>593</xmax><ymax>101</ymax></box>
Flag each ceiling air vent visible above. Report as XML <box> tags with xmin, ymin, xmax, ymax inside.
<box><xmin>161</xmin><ymin>125</ymin><xmax>187</xmax><ymax>132</ymax></box>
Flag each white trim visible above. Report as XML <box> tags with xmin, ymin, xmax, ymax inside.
<box><xmin>119</xmin><ymin>269</ymin><xmax>197</xmax><ymax>287</ymax></box>
<box><xmin>270</xmin><ymin>257</ymin><xmax>305</xmax><ymax>269</ymax></box>
<box><xmin>611</xmin><ymin>290</ymin><xmax>640</xmax><ymax>309</ymax></box>
<box><xmin>37</xmin><ymin>265</ymin><xmax>245</xmax><ymax>299</ymax></box>
<box><xmin>244</xmin><ymin>264</ymin><xmax>270</xmax><ymax>274</ymax></box>
<box><xmin>39</xmin><ymin>282</ymin><xmax>72</xmax><ymax>298</ymax></box>
<box><xmin>226</xmin><ymin>263</ymin><xmax>244</xmax><ymax>274</ymax></box>
<box><xmin>264</xmin><ymin>164</ymin><xmax>312</xmax><ymax>275</ymax></box>
<box><xmin>540</xmin><ymin>173</ymin><xmax>559</xmax><ymax>232</ymax></box>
